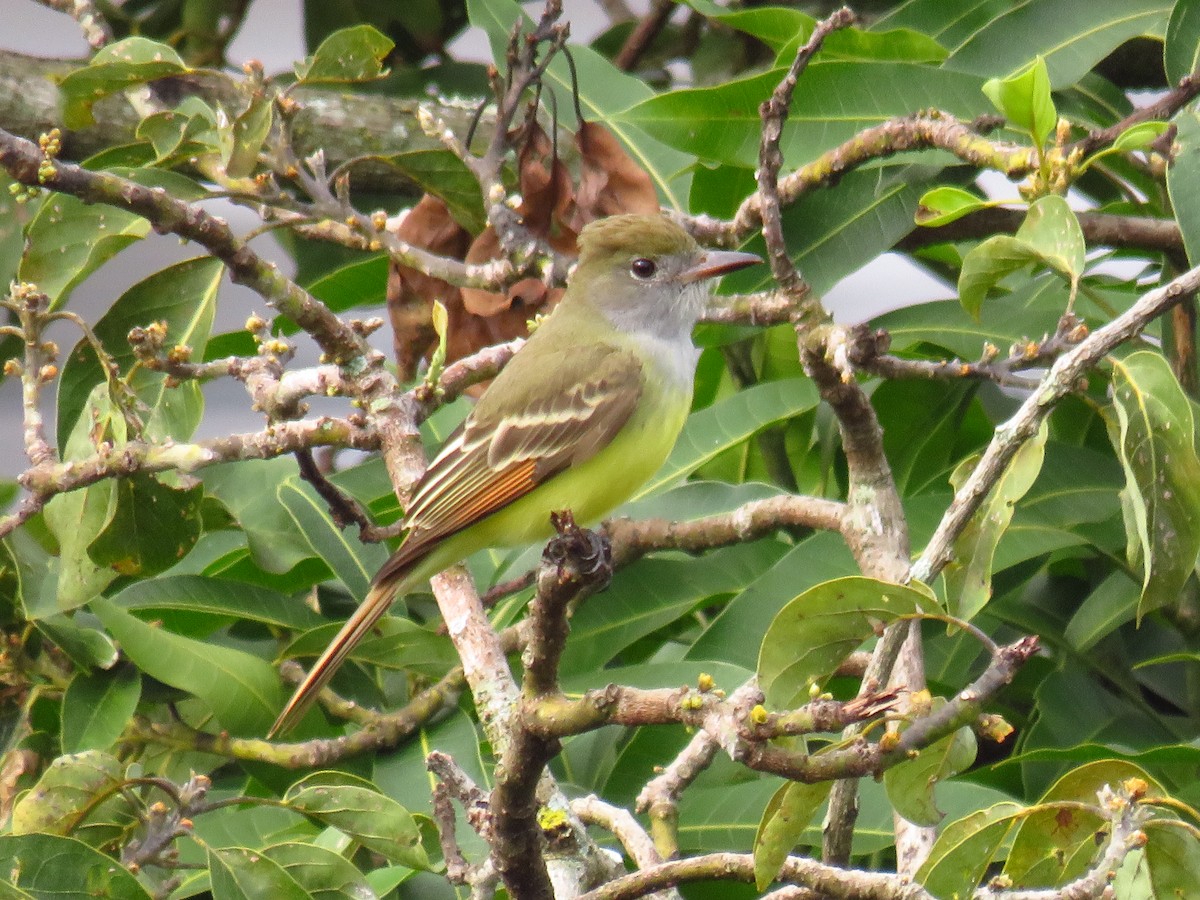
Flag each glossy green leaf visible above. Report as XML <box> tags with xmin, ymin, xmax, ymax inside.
<box><xmin>944</xmin><ymin>422</ymin><xmax>1047</xmax><ymax>621</ymax></box>
<box><xmin>982</xmin><ymin>56</ymin><xmax>1056</xmax><ymax>146</ymax></box>
<box><xmin>261</xmin><ymin>841</ymin><xmax>377</xmax><ymax>899</ymax></box>
<box><xmin>202</xmin><ymin>458</ymin><xmax>317</xmax><ymax>573</ymax></box>
<box><xmin>1112</xmin><ymin>120</ymin><xmax>1170</xmax><ymax>153</ymax></box>
<box><xmin>223</xmin><ymin>94</ymin><xmax>274</xmax><ymax>179</ymax></box>
<box><xmin>57</xmin><ymin>256</ymin><xmax>221</xmax><ymax>444</ymax></box>
<box><xmin>759</xmin><ymin>576</ymin><xmax>939</xmax><ymax>710</ymax></box>
<box><xmin>295</xmin><ymin>24</ymin><xmax>395</xmax><ymax>83</ymax></box>
<box><xmin>1005</xmin><ymin>759</ymin><xmax>1164</xmax><ymax>886</ymax></box>
<box><xmin>91</xmin><ymin>597</ymin><xmax>283</xmax><ymax>736</ymax></box>
<box><xmin>43</xmin><ymin>387</ymin><xmax>123</xmax><ymax>614</ymax></box>
<box><xmin>637</xmin><ymin>378</ymin><xmax>818</xmax><ymax>497</ymax></box>
<box><xmin>685</xmin><ymin>1</ymin><xmax>946</xmax><ymax>62</ymax></box>
<box><xmin>688</xmin><ymin>531</ymin><xmax>858</xmax><ymax>667</ymax></box>
<box><xmin>1064</xmin><ymin>570</ymin><xmax>1141</xmax><ymax>650</ymax></box>
<box><xmin>136</xmin><ymin>97</ymin><xmax>219</xmax><ymax>164</ymax></box>
<box><xmin>111</xmin><ymin>573</ymin><xmax>321</xmax><ymax>629</ymax></box>
<box><xmin>35</xmin><ymin>615</ymin><xmax>119</xmax><ymax>670</ymax></box>
<box><xmin>884</xmin><ymin>722</ymin><xmax>977</xmax><ymax>826</ymax></box>
<box><xmin>1167</xmin><ymin>106</ymin><xmax>1200</xmax><ymax>265</ymax></box>
<box><xmin>917</xmin><ymin>802</ymin><xmax>1026</xmax><ymax>898</ymax></box>
<box><xmin>753</xmin><ymin>780</ymin><xmax>831</xmax><ymax>889</ymax></box>
<box><xmin>1145</xmin><ymin>820</ymin><xmax>1200</xmax><ymax>897</ymax></box>
<box><xmin>11</xmin><ymin>751</ymin><xmax>124</xmax><ymax>835</ymax></box>
<box><xmin>915</xmin><ymin>186</ymin><xmax>994</xmax><ymax>227</ymax></box>
<box><xmin>958</xmin><ymin>196</ymin><xmax>1084</xmax><ymax>317</ymax></box>
<box><xmin>278</xmin><ymin>477</ymin><xmax>390</xmax><ymax>601</ymax></box>
<box><xmin>87</xmin><ymin>474</ymin><xmax>203</xmax><ymax>578</ymax></box>
<box><xmin>1166</xmin><ymin>0</ymin><xmax>1200</xmax><ymax>84</ymax></box>
<box><xmin>1106</xmin><ymin>351</ymin><xmax>1200</xmax><ymax>619</ymax></box>
<box><xmin>209</xmin><ymin>847</ymin><xmax>310</xmax><ymax>900</ymax></box>
<box><xmin>562</xmin><ymin>541</ymin><xmax>788</xmax><ymax>677</ymax></box>
<box><xmin>0</xmin><ymin>834</ymin><xmax>152</xmax><ymax>898</ymax></box>
<box><xmin>60</xmin><ymin>667</ymin><xmax>141</xmax><ymax>754</ymax></box>
<box><xmin>283</xmin><ymin>771</ymin><xmax>428</xmax><ymax>868</ymax></box>
<box><xmin>18</xmin><ymin>195</ymin><xmax>148</xmax><ymax>310</ymax></box>
<box><xmin>945</xmin><ymin>0</ymin><xmax>1170</xmax><ymax>88</ymax></box>
<box><xmin>377</xmin><ymin>150</ymin><xmax>486</xmax><ymax>233</ymax></box>
<box><xmin>620</xmin><ymin>62</ymin><xmax>986</xmax><ymax>169</ymax></box>
<box><xmin>58</xmin><ymin>37</ymin><xmax>187</xmax><ymax>127</ymax></box>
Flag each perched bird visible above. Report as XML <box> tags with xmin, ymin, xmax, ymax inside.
<box><xmin>270</xmin><ymin>213</ymin><xmax>760</xmax><ymax>736</ymax></box>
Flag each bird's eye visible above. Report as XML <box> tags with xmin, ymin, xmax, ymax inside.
<box><xmin>630</xmin><ymin>258</ymin><xmax>657</xmax><ymax>280</ymax></box>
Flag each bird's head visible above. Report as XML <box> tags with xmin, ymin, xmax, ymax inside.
<box><xmin>570</xmin><ymin>214</ymin><xmax>760</xmax><ymax>339</ymax></box>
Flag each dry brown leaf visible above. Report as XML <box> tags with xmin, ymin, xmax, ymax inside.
<box><xmin>567</xmin><ymin>120</ymin><xmax>659</xmax><ymax>231</ymax></box>
<box><xmin>387</xmin><ymin>194</ymin><xmax>470</xmax><ymax>379</ymax></box>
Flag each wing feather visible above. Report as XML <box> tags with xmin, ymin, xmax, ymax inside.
<box><xmin>399</xmin><ymin>343</ymin><xmax>642</xmax><ymax>549</ymax></box>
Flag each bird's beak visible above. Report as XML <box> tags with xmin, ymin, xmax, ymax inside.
<box><xmin>680</xmin><ymin>249</ymin><xmax>762</xmax><ymax>283</ymax></box>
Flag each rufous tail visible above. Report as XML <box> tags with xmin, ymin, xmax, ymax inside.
<box><xmin>268</xmin><ymin>569</ymin><xmax>408</xmax><ymax>738</ymax></box>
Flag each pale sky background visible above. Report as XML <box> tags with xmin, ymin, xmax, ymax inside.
<box><xmin>0</xmin><ymin>0</ymin><xmax>952</xmax><ymax>477</ymax></box>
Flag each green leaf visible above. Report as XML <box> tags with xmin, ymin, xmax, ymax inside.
<box><xmin>1112</xmin><ymin>120</ymin><xmax>1170</xmax><ymax>153</ymax></box>
<box><xmin>915</xmin><ymin>186</ymin><xmax>994</xmax><ymax>226</ymax></box>
<box><xmin>60</xmin><ymin>667</ymin><xmax>141</xmax><ymax>754</ymax></box>
<box><xmin>18</xmin><ymin>195</ymin><xmax>149</xmax><ymax>310</ymax></box>
<box><xmin>34</xmin><ymin>615</ymin><xmax>118</xmax><ymax>670</ymax></box>
<box><xmin>685</xmin><ymin>2</ymin><xmax>946</xmax><ymax>62</ymax></box>
<box><xmin>982</xmin><ymin>56</ymin><xmax>1056</xmax><ymax>146</ymax></box>
<box><xmin>260</xmin><ymin>841</ymin><xmax>377</xmax><ymax>899</ymax></box>
<box><xmin>277</xmin><ymin>477</ymin><xmax>390</xmax><ymax>601</ymax></box>
<box><xmin>1166</xmin><ymin>0</ymin><xmax>1200</xmax><ymax>83</ymax></box>
<box><xmin>877</xmin><ymin>277</ymin><xmax>1070</xmax><ymax>360</ymax></box>
<box><xmin>377</xmin><ymin>150</ymin><xmax>487</xmax><ymax>233</ymax></box>
<box><xmin>1145</xmin><ymin>820</ymin><xmax>1200</xmax><ymax>897</ymax></box>
<box><xmin>136</xmin><ymin>97</ymin><xmax>220</xmax><ymax>165</ymax></box>
<box><xmin>58</xmin><ymin>256</ymin><xmax>222</xmax><ymax>444</ymax></box>
<box><xmin>295</xmin><ymin>24</ymin><xmax>395</xmax><ymax>83</ymax></box>
<box><xmin>87</xmin><ymin>474</ymin><xmax>203</xmax><ymax>578</ymax></box>
<box><xmin>562</xmin><ymin>541</ymin><xmax>788</xmax><ymax>677</ymax></box>
<box><xmin>945</xmin><ymin>0</ymin><xmax>1170</xmax><ymax>88</ymax></box>
<box><xmin>943</xmin><ymin>422</ymin><xmax>1048</xmax><ymax>621</ymax></box>
<box><xmin>0</xmin><ymin>834</ymin><xmax>152</xmax><ymax>898</ymax></box>
<box><xmin>1167</xmin><ymin>106</ymin><xmax>1200</xmax><ymax>266</ymax></box>
<box><xmin>208</xmin><ymin>846</ymin><xmax>311</xmax><ymax>900</ymax></box>
<box><xmin>43</xmin><ymin>387</ymin><xmax>122</xmax><ymax>614</ymax></box>
<box><xmin>884</xmin><ymin>721</ymin><xmax>977</xmax><ymax>826</ymax></box>
<box><xmin>11</xmin><ymin>751</ymin><xmax>124</xmax><ymax>835</ymax></box>
<box><xmin>957</xmin><ymin>196</ymin><xmax>1084</xmax><ymax>317</ymax></box>
<box><xmin>111</xmin><ymin>574</ymin><xmax>323</xmax><ymax>631</ymax></box>
<box><xmin>758</xmin><ymin>576</ymin><xmax>939</xmax><ymax>710</ymax></box>
<box><xmin>917</xmin><ymin>802</ymin><xmax>1026</xmax><ymax>898</ymax></box>
<box><xmin>58</xmin><ymin>37</ymin><xmax>187</xmax><ymax>127</ymax></box>
<box><xmin>636</xmin><ymin>378</ymin><xmax>818</xmax><ymax>497</ymax></box>
<box><xmin>1064</xmin><ymin>570</ymin><xmax>1141</xmax><ymax>650</ymax></box>
<box><xmin>620</xmin><ymin>62</ymin><xmax>986</xmax><ymax>169</ymax></box>
<box><xmin>688</xmin><ymin>531</ymin><xmax>858</xmax><ymax>667</ymax></box>
<box><xmin>753</xmin><ymin>780</ymin><xmax>831</xmax><ymax>890</ymax></box>
<box><xmin>1005</xmin><ymin>759</ymin><xmax>1164</xmax><ymax>887</ymax></box>
<box><xmin>91</xmin><ymin>597</ymin><xmax>284</xmax><ymax>736</ymax></box>
<box><xmin>283</xmin><ymin>771</ymin><xmax>428</xmax><ymax>869</ymax></box>
<box><xmin>223</xmin><ymin>94</ymin><xmax>274</xmax><ymax>179</ymax></box>
<box><xmin>1106</xmin><ymin>351</ymin><xmax>1200</xmax><ymax>619</ymax></box>
<box><xmin>202</xmin><ymin>458</ymin><xmax>317</xmax><ymax>574</ymax></box>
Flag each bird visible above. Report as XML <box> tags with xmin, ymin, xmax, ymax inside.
<box><xmin>269</xmin><ymin>213</ymin><xmax>760</xmax><ymax>736</ymax></box>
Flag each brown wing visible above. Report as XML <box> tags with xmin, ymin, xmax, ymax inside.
<box><xmin>390</xmin><ymin>342</ymin><xmax>643</xmax><ymax>568</ymax></box>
